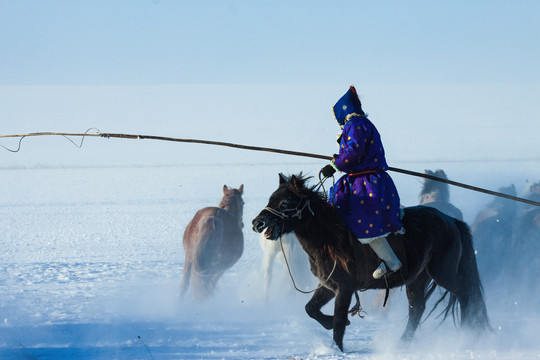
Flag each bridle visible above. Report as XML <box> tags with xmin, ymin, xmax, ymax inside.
<box><xmin>259</xmin><ymin>175</ymin><xmax>366</xmax><ymax>315</ymax></box>
<box><xmin>262</xmin><ymin>197</ymin><xmax>315</xmax><ymax>222</ymax></box>
<box><xmin>261</xmin><ymin>172</ymin><xmax>332</xmax><ymax>223</ymax></box>
<box><xmin>261</xmin><ymin>196</ymin><xmax>338</xmax><ymax>295</ymax></box>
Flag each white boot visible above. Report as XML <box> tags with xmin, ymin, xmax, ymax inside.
<box><xmin>369</xmin><ymin>237</ymin><xmax>402</xmax><ymax>279</ymax></box>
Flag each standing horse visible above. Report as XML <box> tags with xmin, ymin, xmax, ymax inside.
<box><xmin>419</xmin><ymin>169</ymin><xmax>463</xmax><ymax>220</ymax></box>
<box><xmin>180</xmin><ymin>185</ymin><xmax>244</xmax><ymax>300</ymax></box>
<box><xmin>252</xmin><ymin>174</ymin><xmax>489</xmax><ymax>351</ymax></box>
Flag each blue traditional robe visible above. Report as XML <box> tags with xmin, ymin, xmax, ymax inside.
<box><xmin>329</xmin><ymin>115</ymin><xmax>402</xmax><ymax>241</ymax></box>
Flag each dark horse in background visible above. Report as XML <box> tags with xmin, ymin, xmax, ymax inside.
<box><xmin>252</xmin><ymin>174</ymin><xmax>489</xmax><ymax>351</ymax></box>
<box><xmin>506</xmin><ymin>180</ymin><xmax>540</xmax><ymax>294</ymax></box>
<box><xmin>180</xmin><ymin>185</ymin><xmax>244</xmax><ymax>300</ymax></box>
<box><xmin>471</xmin><ymin>184</ymin><xmax>517</xmax><ymax>283</ymax></box>
<box><xmin>419</xmin><ymin>169</ymin><xmax>463</xmax><ymax>220</ymax></box>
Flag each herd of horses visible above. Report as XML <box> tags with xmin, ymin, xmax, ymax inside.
<box><xmin>472</xmin><ymin>179</ymin><xmax>540</xmax><ymax>293</ymax></box>
<box><xmin>178</xmin><ymin>171</ymin><xmax>539</xmax><ymax>351</ymax></box>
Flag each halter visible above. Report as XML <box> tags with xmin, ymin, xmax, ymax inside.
<box><xmin>263</xmin><ymin>197</ymin><xmax>315</xmax><ymax>221</ymax></box>
<box><xmin>262</xmin><ymin>196</ymin><xmax>339</xmax><ymax>294</ymax></box>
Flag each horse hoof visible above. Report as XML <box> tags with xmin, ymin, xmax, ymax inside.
<box><xmin>322</xmin><ymin>322</ymin><xmax>333</xmax><ymax>330</ymax></box>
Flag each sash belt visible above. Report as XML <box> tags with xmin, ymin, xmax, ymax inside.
<box><xmin>349</xmin><ymin>170</ymin><xmax>379</xmax><ymax>176</ymax></box>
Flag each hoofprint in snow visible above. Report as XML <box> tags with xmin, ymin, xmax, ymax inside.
<box><xmin>0</xmin><ymin>163</ymin><xmax>539</xmax><ymax>359</ymax></box>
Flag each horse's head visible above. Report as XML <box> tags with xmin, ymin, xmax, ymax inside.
<box><xmin>420</xmin><ymin>169</ymin><xmax>449</xmax><ymax>203</ymax></box>
<box><xmin>521</xmin><ymin>179</ymin><xmax>540</xmax><ymax>202</ymax></box>
<box><xmin>220</xmin><ymin>184</ymin><xmax>245</xmax><ymax>227</ymax></box>
<box><xmin>491</xmin><ymin>184</ymin><xmax>517</xmax><ymax>209</ymax></box>
<box><xmin>252</xmin><ymin>173</ymin><xmax>313</xmax><ymax>240</ymax></box>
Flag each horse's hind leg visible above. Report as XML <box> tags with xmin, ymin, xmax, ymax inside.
<box><xmin>401</xmin><ymin>271</ymin><xmax>431</xmax><ymax>342</ymax></box>
<box><xmin>305</xmin><ymin>286</ymin><xmax>335</xmax><ymax>330</ymax></box>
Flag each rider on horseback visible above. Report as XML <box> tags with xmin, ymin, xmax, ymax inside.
<box><xmin>320</xmin><ymin>86</ymin><xmax>403</xmax><ymax>279</ymax></box>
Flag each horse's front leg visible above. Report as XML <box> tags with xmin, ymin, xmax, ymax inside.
<box><xmin>260</xmin><ymin>238</ymin><xmax>279</xmax><ymax>300</ymax></box>
<box><xmin>332</xmin><ymin>288</ymin><xmax>353</xmax><ymax>351</ymax></box>
<box><xmin>305</xmin><ymin>286</ymin><xmax>335</xmax><ymax>330</ymax></box>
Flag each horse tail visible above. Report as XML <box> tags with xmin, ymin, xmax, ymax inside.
<box><xmin>458</xmin><ymin>220</ymin><xmax>491</xmax><ymax>330</ymax></box>
<box><xmin>194</xmin><ymin>216</ymin><xmax>224</xmax><ymax>275</ymax></box>
<box><xmin>445</xmin><ymin>220</ymin><xmax>491</xmax><ymax>331</ymax></box>
<box><xmin>184</xmin><ymin>216</ymin><xmax>224</xmax><ymax>299</ymax></box>
<box><xmin>428</xmin><ymin>220</ymin><xmax>490</xmax><ymax>332</ymax></box>
<box><xmin>423</xmin><ymin>280</ymin><xmax>452</xmax><ymax>323</ymax></box>
<box><xmin>439</xmin><ymin>290</ymin><xmax>458</xmax><ymax>325</ymax></box>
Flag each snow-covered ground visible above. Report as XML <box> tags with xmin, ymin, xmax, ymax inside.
<box><xmin>0</xmin><ymin>83</ymin><xmax>539</xmax><ymax>359</ymax></box>
<box><xmin>0</xmin><ymin>159</ymin><xmax>539</xmax><ymax>359</ymax></box>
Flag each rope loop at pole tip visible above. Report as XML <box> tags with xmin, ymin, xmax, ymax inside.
<box><xmin>0</xmin><ymin>128</ymin><xmax>103</xmax><ymax>153</ymax></box>
<box><xmin>0</xmin><ymin>129</ymin><xmax>539</xmax><ymax>207</ymax></box>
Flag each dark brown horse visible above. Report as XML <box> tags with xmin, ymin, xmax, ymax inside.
<box><xmin>180</xmin><ymin>185</ymin><xmax>244</xmax><ymax>300</ymax></box>
<box><xmin>471</xmin><ymin>184</ymin><xmax>517</xmax><ymax>282</ymax></box>
<box><xmin>252</xmin><ymin>174</ymin><xmax>489</xmax><ymax>351</ymax></box>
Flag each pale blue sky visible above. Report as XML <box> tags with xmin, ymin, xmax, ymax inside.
<box><xmin>0</xmin><ymin>1</ymin><xmax>539</xmax><ymax>216</ymax></box>
<box><xmin>1</xmin><ymin>0</ymin><xmax>538</xmax><ymax>85</ymax></box>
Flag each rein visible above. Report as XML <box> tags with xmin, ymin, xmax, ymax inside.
<box><xmin>263</xmin><ymin>195</ymin><xmax>338</xmax><ymax>294</ymax></box>
<box><xmin>315</xmin><ymin>171</ymin><xmax>335</xmax><ymax>200</ymax></box>
<box><xmin>279</xmin><ymin>234</ymin><xmax>337</xmax><ymax>294</ymax></box>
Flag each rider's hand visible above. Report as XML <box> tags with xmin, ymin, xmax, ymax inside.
<box><xmin>320</xmin><ymin>164</ymin><xmax>336</xmax><ymax>178</ymax></box>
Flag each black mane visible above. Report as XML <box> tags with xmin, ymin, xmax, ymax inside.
<box><xmin>281</xmin><ymin>173</ymin><xmax>355</xmax><ymax>271</ymax></box>
<box><xmin>280</xmin><ymin>173</ymin><xmax>323</xmax><ymax>199</ymax></box>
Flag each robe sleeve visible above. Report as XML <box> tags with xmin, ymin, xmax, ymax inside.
<box><xmin>331</xmin><ymin>120</ymin><xmax>369</xmax><ymax>172</ymax></box>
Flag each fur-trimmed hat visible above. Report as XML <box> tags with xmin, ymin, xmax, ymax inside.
<box><xmin>332</xmin><ymin>86</ymin><xmax>365</xmax><ymax>126</ymax></box>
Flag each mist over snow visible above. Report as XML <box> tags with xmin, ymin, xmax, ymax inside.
<box><xmin>0</xmin><ymin>84</ymin><xmax>539</xmax><ymax>359</ymax></box>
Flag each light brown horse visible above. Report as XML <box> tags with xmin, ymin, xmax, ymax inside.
<box><xmin>180</xmin><ymin>185</ymin><xmax>244</xmax><ymax>299</ymax></box>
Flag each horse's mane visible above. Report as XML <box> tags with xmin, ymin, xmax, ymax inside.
<box><xmin>420</xmin><ymin>169</ymin><xmax>450</xmax><ymax>203</ymax></box>
<box><xmin>283</xmin><ymin>173</ymin><xmax>355</xmax><ymax>272</ymax></box>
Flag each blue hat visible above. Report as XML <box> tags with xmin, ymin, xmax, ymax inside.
<box><xmin>333</xmin><ymin>86</ymin><xmax>364</xmax><ymax>126</ymax></box>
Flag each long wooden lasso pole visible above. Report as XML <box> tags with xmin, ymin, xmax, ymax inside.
<box><xmin>1</xmin><ymin>131</ymin><xmax>539</xmax><ymax>207</ymax></box>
